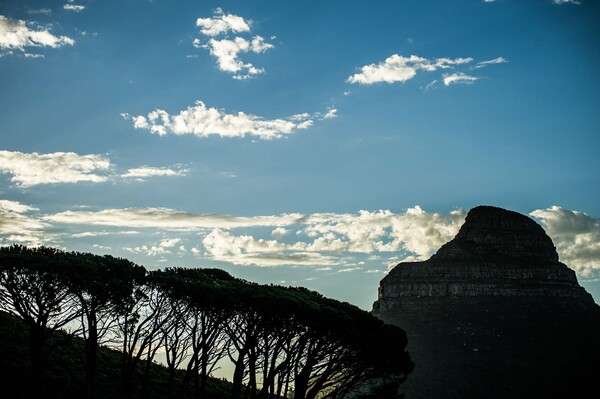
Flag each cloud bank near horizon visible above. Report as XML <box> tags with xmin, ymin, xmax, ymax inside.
<box><xmin>1</xmin><ymin>201</ymin><xmax>598</xmax><ymax>277</ymax></box>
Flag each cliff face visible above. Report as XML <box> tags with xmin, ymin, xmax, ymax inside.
<box><xmin>375</xmin><ymin>206</ymin><xmax>594</xmax><ymax>311</ymax></box>
<box><xmin>373</xmin><ymin>206</ymin><xmax>600</xmax><ymax>398</ymax></box>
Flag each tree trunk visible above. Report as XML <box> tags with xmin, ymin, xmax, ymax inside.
<box><xmin>200</xmin><ymin>350</ymin><xmax>208</xmax><ymax>399</ymax></box>
<box><xmin>28</xmin><ymin>325</ymin><xmax>45</xmax><ymax>399</ymax></box>
<box><xmin>84</xmin><ymin>314</ymin><xmax>98</xmax><ymax>399</ymax></box>
<box><xmin>232</xmin><ymin>347</ymin><xmax>248</xmax><ymax>399</ymax></box>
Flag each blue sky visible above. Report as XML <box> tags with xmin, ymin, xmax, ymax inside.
<box><xmin>1</xmin><ymin>0</ymin><xmax>599</xmax><ymax>309</ymax></box>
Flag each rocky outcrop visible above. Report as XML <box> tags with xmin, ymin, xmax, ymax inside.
<box><xmin>373</xmin><ymin>206</ymin><xmax>600</xmax><ymax>398</ymax></box>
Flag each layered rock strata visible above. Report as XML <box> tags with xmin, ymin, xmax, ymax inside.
<box><xmin>373</xmin><ymin>206</ymin><xmax>600</xmax><ymax>398</ymax></box>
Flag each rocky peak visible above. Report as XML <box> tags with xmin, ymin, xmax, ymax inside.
<box><xmin>378</xmin><ymin>205</ymin><xmax>593</xmax><ymax>303</ymax></box>
<box><xmin>372</xmin><ymin>206</ymin><xmax>600</xmax><ymax>398</ymax></box>
<box><xmin>431</xmin><ymin>205</ymin><xmax>559</xmax><ymax>263</ymax></box>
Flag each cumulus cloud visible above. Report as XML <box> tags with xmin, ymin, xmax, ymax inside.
<box><xmin>0</xmin><ymin>150</ymin><xmax>111</xmax><ymax>187</ymax></box>
<box><xmin>63</xmin><ymin>4</ymin><xmax>85</xmax><ymax>12</ymax></box>
<box><xmin>198</xmin><ymin>206</ymin><xmax>466</xmax><ymax>267</ymax></box>
<box><xmin>196</xmin><ymin>8</ymin><xmax>251</xmax><ymax>37</ymax></box>
<box><xmin>530</xmin><ymin>206</ymin><xmax>600</xmax><ymax>276</ymax></box>
<box><xmin>271</xmin><ymin>227</ymin><xmax>289</xmax><ymax>239</ymax></box>
<box><xmin>194</xmin><ymin>9</ymin><xmax>273</xmax><ymax>79</ymax></box>
<box><xmin>204</xmin><ymin>35</ymin><xmax>273</xmax><ymax>79</ymax></box>
<box><xmin>202</xmin><ymin>229</ymin><xmax>337</xmax><ymax>266</ymax></box>
<box><xmin>122</xmin><ymin>101</ymin><xmax>318</xmax><ymax>140</ymax></box>
<box><xmin>122</xmin><ymin>166</ymin><xmax>189</xmax><ymax>179</ymax></box>
<box><xmin>199</xmin><ymin>207</ymin><xmax>465</xmax><ymax>267</ymax></box>
<box><xmin>443</xmin><ymin>72</ymin><xmax>479</xmax><ymax>86</ymax></box>
<box><xmin>301</xmin><ymin>207</ymin><xmax>466</xmax><ymax>258</ymax></box>
<box><xmin>347</xmin><ymin>54</ymin><xmax>473</xmax><ymax>85</ymax></box>
<box><xmin>0</xmin><ymin>15</ymin><xmax>74</xmax><ymax>55</ymax></box>
<box><xmin>474</xmin><ymin>57</ymin><xmax>508</xmax><ymax>69</ymax></box>
<box><xmin>125</xmin><ymin>238</ymin><xmax>182</xmax><ymax>257</ymax></box>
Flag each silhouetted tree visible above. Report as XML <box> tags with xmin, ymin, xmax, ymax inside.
<box><xmin>0</xmin><ymin>246</ymin><xmax>81</xmax><ymax>398</ymax></box>
<box><xmin>66</xmin><ymin>253</ymin><xmax>145</xmax><ymax>399</ymax></box>
<box><xmin>112</xmin><ymin>270</ymin><xmax>174</xmax><ymax>399</ymax></box>
<box><xmin>0</xmin><ymin>247</ymin><xmax>413</xmax><ymax>399</ymax></box>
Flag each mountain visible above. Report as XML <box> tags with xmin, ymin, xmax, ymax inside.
<box><xmin>373</xmin><ymin>206</ymin><xmax>600</xmax><ymax>398</ymax></box>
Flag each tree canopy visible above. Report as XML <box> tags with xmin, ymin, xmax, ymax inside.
<box><xmin>0</xmin><ymin>245</ymin><xmax>413</xmax><ymax>399</ymax></box>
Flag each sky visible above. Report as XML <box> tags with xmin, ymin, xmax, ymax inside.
<box><xmin>0</xmin><ymin>0</ymin><xmax>599</xmax><ymax>309</ymax></box>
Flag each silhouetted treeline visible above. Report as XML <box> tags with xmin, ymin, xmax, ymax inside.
<box><xmin>0</xmin><ymin>246</ymin><xmax>413</xmax><ymax>399</ymax></box>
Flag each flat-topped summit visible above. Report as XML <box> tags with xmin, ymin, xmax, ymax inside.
<box><xmin>379</xmin><ymin>206</ymin><xmax>593</xmax><ymax>303</ymax></box>
<box><xmin>373</xmin><ymin>206</ymin><xmax>600</xmax><ymax>398</ymax></box>
<box><xmin>431</xmin><ymin>205</ymin><xmax>559</xmax><ymax>263</ymax></box>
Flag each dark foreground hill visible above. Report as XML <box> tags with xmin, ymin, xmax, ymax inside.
<box><xmin>0</xmin><ymin>310</ymin><xmax>233</xmax><ymax>399</ymax></box>
<box><xmin>373</xmin><ymin>205</ymin><xmax>600</xmax><ymax>398</ymax></box>
<box><xmin>0</xmin><ymin>246</ymin><xmax>412</xmax><ymax>399</ymax></box>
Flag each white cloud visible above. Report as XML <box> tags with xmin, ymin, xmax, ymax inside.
<box><xmin>196</xmin><ymin>8</ymin><xmax>251</xmax><ymax>37</ymax></box>
<box><xmin>27</xmin><ymin>9</ymin><xmax>52</xmax><ymax>15</ymax></box>
<box><xmin>63</xmin><ymin>4</ymin><xmax>85</xmax><ymax>12</ymax></box>
<box><xmin>202</xmin><ymin>229</ymin><xmax>336</xmax><ymax>267</ymax></box>
<box><xmin>0</xmin><ymin>150</ymin><xmax>111</xmax><ymax>187</ymax></box>
<box><xmin>271</xmin><ymin>227</ymin><xmax>289</xmax><ymax>239</ymax></box>
<box><xmin>0</xmin><ymin>15</ymin><xmax>75</xmax><ymax>54</ymax></box>
<box><xmin>552</xmin><ymin>0</ymin><xmax>580</xmax><ymax>4</ymax></box>
<box><xmin>159</xmin><ymin>238</ymin><xmax>181</xmax><ymax>248</ymax></box>
<box><xmin>530</xmin><ymin>206</ymin><xmax>600</xmax><ymax>276</ymax></box>
<box><xmin>338</xmin><ymin>267</ymin><xmax>360</xmax><ymax>273</ymax></box>
<box><xmin>122</xmin><ymin>166</ymin><xmax>188</xmax><ymax>179</ymax></box>
<box><xmin>347</xmin><ymin>54</ymin><xmax>473</xmax><ymax>85</ymax></box>
<box><xmin>0</xmin><ymin>150</ymin><xmax>191</xmax><ymax>187</ymax></box>
<box><xmin>194</xmin><ymin>9</ymin><xmax>273</xmax><ymax>79</ymax></box>
<box><xmin>323</xmin><ymin>108</ymin><xmax>337</xmax><ymax>119</ymax></box>
<box><xmin>71</xmin><ymin>230</ymin><xmax>139</xmax><ymax>238</ymax></box>
<box><xmin>124</xmin><ymin>238</ymin><xmax>182</xmax><ymax>257</ymax></box>
<box><xmin>474</xmin><ymin>57</ymin><xmax>508</xmax><ymax>69</ymax></box>
<box><xmin>122</xmin><ymin>101</ymin><xmax>317</xmax><ymax>140</ymax></box>
<box><xmin>300</xmin><ymin>207</ymin><xmax>466</xmax><ymax>258</ymax></box>
<box><xmin>198</xmin><ymin>207</ymin><xmax>466</xmax><ymax>267</ymax></box>
<box><xmin>443</xmin><ymin>72</ymin><xmax>479</xmax><ymax>86</ymax></box>
<box><xmin>44</xmin><ymin>207</ymin><xmax>306</xmax><ymax>230</ymax></box>
<box><xmin>0</xmin><ymin>200</ymin><xmax>48</xmax><ymax>245</ymax></box>
<box><xmin>204</xmin><ymin>35</ymin><xmax>273</xmax><ymax>79</ymax></box>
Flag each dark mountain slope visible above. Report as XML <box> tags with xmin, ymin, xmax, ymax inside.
<box><xmin>374</xmin><ymin>206</ymin><xmax>600</xmax><ymax>398</ymax></box>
